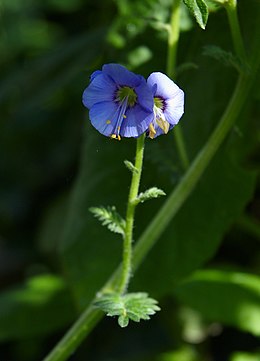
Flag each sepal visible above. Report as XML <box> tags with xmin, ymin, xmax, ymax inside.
<box><xmin>94</xmin><ymin>292</ymin><xmax>160</xmax><ymax>328</ymax></box>
<box><xmin>89</xmin><ymin>206</ymin><xmax>126</xmax><ymax>236</ymax></box>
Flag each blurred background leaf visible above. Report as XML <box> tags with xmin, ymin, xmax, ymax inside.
<box><xmin>174</xmin><ymin>270</ymin><xmax>260</xmax><ymax>336</ymax></box>
<box><xmin>0</xmin><ymin>274</ymin><xmax>74</xmax><ymax>341</ymax></box>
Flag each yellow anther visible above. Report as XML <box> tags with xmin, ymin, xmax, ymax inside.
<box><xmin>148</xmin><ymin>123</ymin><xmax>156</xmax><ymax>139</ymax></box>
<box><xmin>110</xmin><ymin>134</ymin><xmax>121</xmax><ymax>141</ymax></box>
<box><xmin>106</xmin><ymin>120</ymin><xmax>111</xmax><ymax>124</ymax></box>
<box><xmin>156</xmin><ymin>118</ymin><xmax>169</xmax><ymax>134</ymax></box>
<box><xmin>123</xmin><ymin>114</ymin><xmax>127</xmax><ymax>118</ymax></box>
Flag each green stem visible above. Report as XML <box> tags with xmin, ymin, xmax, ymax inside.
<box><xmin>173</xmin><ymin>126</ymin><xmax>189</xmax><ymax>170</ymax></box>
<box><xmin>166</xmin><ymin>0</ymin><xmax>189</xmax><ymax>170</ymax></box>
<box><xmin>167</xmin><ymin>0</ymin><xmax>181</xmax><ymax>78</ymax></box>
<box><xmin>225</xmin><ymin>0</ymin><xmax>246</xmax><ymax>61</ymax></box>
<box><xmin>43</xmin><ymin>307</ymin><xmax>103</xmax><ymax>361</ymax></box>
<box><xmin>117</xmin><ymin>133</ymin><xmax>145</xmax><ymax>294</ymax></box>
<box><xmin>43</xmin><ymin>135</ymin><xmax>145</xmax><ymax>361</ymax></box>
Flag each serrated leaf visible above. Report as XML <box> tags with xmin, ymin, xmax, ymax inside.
<box><xmin>89</xmin><ymin>206</ymin><xmax>126</xmax><ymax>236</ymax></box>
<box><xmin>94</xmin><ymin>292</ymin><xmax>160</xmax><ymax>327</ymax></box>
<box><xmin>203</xmin><ymin>45</ymin><xmax>245</xmax><ymax>72</ymax></box>
<box><xmin>136</xmin><ymin>187</ymin><xmax>166</xmax><ymax>204</ymax></box>
<box><xmin>183</xmin><ymin>0</ymin><xmax>209</xmax><ymax>29</ymax></box>
<box><xmin>118</xmin><ymin>315</ymin><xmax>129</xmax><ymax>327</ymax></box>
<box><xmin>124</xmin><ymin>160</ymin><xmax>139</xmax><ymax>174</ymax></box>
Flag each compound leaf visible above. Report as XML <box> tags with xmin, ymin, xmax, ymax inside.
<box><xmin>94</xmin><ymin>292</ymin><xmax>160</xmax><ymax>328</ymax></box>
<box><xmin>89</xmin><ymin>206</ymin><xmax>126</xmax><ymax>236</ymax></box>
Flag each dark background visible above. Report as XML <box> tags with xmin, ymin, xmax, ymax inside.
<box><xmin>0</xmin><ymin>0</ymin><xmax>259</xmax><ymax>360</ymax></box>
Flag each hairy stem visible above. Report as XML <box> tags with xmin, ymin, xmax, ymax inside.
<box><xmin>117</xmin><ymin>133</ymin><xmax>145</xmax><ymax>294</ymax></box>
<box><xmin>167</xmin><ymin>0</ymin><xmax>189</xmax><ymax>170</ymax></box>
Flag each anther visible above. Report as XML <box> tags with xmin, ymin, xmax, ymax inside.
<box><xmin>148</xmin><ymin>123</ymin><xmax>156</xmax><ymax>139</ymax></box>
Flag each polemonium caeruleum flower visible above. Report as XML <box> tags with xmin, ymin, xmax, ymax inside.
<box><xmin>82</xmin><ymin>64</ymin><xmax>154</xmax><ymax>139</ymax></box>
<box><xmin>146</xmin><ymin>72</ymin><xmax>184</xmax><ymax>139</ymax></box>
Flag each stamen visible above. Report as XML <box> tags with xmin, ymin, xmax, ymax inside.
<box><xmin>153</xmin><ymin>101</ymin><xmax>169</xmax><ymax>134</ymax></box>
<box><xmin>106</xmin><ymin>120</ymin><xmax>111</xmax><ymax>124</ymax></box>
<box><xmin>156</xmin><ymin>117</ymin><xmax>170</xmax><ymax>134</ymax></box>
<box><xmin>110</xmin><ymin>96</ymin><xmax>128</xmax><ymax>140</ymax></box>
<box><xmin>110</xmin><ymin>134</ymin><xmax>121</xmax><ymax>141</ymax></box>
<box><xmin>148</xmin><ymin>123</ymin><xmax>156</xmax><ymax>139</ymax></box>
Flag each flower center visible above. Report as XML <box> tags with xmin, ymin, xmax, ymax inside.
<box><xmin>154</xmin><ymin>97</ymin><xmax>164</xmax><ymax>109</ymax></box>
<box><xmin>117</xmin><ymin>86</ymin><xmax>137</xmax><ymax>107</ymax></box>
<box><xmin>148</xmin><ymin>97</ymin><xmax>169</xmax><ymax>139</ymax></box>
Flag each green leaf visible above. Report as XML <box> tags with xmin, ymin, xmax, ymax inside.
<box><xmin>94</xmin><ymin>292</ymin><xmax>160</xmax><ymax>327</ymax></box>
<box><xmin>174</xmin><ymin>270</ymin><xmax>260</xmax><ymax>336</ymax></box>
<box><xmin>89</xmin><ymin>206</ymin><xmax>126</xmax><ymax>236</ymax></box>
<box><xmin>136</xmin><ymin>187</ymin><xmax>166</xmax><ymax>204</ymax></box>
<box><xmin>124</xmin><ymin>159</ymin><xmax>139</xmax><ymax>174</ymax></box>
<box><xmin>205</xmin><ymin>0</ymin><xmax>230</xmax><ymax>5</ymax></box>
<box><xmin>0</xmin><ymin>274</ymin><xmax>75</xmax><ymax>341</ymax></box>
<box><xmin>183</xmin><ymin>0</ymin><xmax>209</xmax><ymax>29</ymax></box>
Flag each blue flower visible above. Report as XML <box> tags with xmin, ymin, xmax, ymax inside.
<box><xmin>82</xmin><ymin>64</ymin><xmax>154</xmax><ymax>139</ymax></box>
<box><xmin>146</xmin><ymin>72</ymin><xmax>184</xmax><ymax>139</ymax></box>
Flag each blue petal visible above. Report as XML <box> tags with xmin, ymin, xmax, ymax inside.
<box><xmin>135</xmin><ymin>81</ymin><xmax>154</xmax><ymax>113</ymax></box>
<box><xmin>120</xmin><ymin>105</ymin><xmax>153</xmax><ymax>138</ymax></box>
<box><xmin>147</xmin><ymin>72</ymin><xmax>183</xmax><ymax>100</ymax></box>
<box><xmin>90</xmin><ymin>70</ymin><xmax>102</xmax><ymax>81</ymax></box>
<box><xmin>89</xmin><ymin>101</ymin><xmax>118</xmax><ymax>137</ymax></box>
<box><xmin>102</xmin><ymin>63</ymin><xmax>142</xmax><ymax>88</ymax></box>
<box><xmin>164</xmin><ymin>89</ymin><xmax>185</xmax><ymax>125</ymax></box>
<box><xmin>82</xmin><ymin>73</ymin><xmax>116</xmax><ymax>109</ymax></box>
